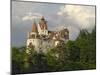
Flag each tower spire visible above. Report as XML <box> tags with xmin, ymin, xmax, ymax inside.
<box><xmin>32</xmin><ymin>20</ymin><xmax>37</xmax><ymax>32</ymax></box>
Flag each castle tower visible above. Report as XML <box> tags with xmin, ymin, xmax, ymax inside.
<box><xmin>32</xmin><ymin>22</ymin><xmax>38</xmax><ymax>32</ymax></box>
<box><xmin>38</xmin><ymin>16</ymin><xmax>48</xmax><ymax>35</ymax></box>
<box><xmin>26</xmin><ymin>22</ymin><xmax>41</xmax><ymax>54</ymax></box>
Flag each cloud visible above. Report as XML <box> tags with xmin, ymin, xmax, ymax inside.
<box><xmin>12</xmin><ymin>1</ymin><xmax>96</xmax><ymax>46</ymax></box>
<box><xmin>54</xmin><ymin>25</ymin><xmax>67</xmax><ymax>31</ymax></box>
<box><xmin>57</xmin><ymin>5</ymin><xmax>95</xmax><ymax>40</ymax></box>
<box><xmin>22</xmin><ymin>12</ymin><xmax>42</xmax><ymax>21</ymax></box>
<box><xmin>67</xmin><ymin>26</ymin><xmax>80</xmax><ymax>40</ymax></box>
<box><xmin>57</xmin><ymin>5</ymin><xmax>95</xmax><ymax>31</ymax></box>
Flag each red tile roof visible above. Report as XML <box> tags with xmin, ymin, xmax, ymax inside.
<box><xmin>32</xmin><ymin>22</ymin><xmax>38</xmax><ymax>32</ymax></box>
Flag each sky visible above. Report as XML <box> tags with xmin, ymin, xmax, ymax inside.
<box><xmin>11</xmin><ymin>1</ymin><xmax>96</xmax><ymax>47</ymax></box>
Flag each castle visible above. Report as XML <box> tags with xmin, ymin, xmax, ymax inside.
<box><xmin>26</xmin><ymin>16</ymin><xmax>69</xmax><ymax>54</ymax></box>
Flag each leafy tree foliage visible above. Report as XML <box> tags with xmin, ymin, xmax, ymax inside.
<box><xmin>66</xmin><ymin>41</ymin><xmax>80</xmax><ymax>62</ymax></box>
<box><xmin>12</xmin><ymin>27</ymin><xmax>96</xmax><ymax>74</ymax></box>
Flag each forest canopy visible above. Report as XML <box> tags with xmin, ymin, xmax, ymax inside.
<box><xmin>12</xmin><ymin>27</ymin><xmax>96</xmax><ymax>74</ymax></box>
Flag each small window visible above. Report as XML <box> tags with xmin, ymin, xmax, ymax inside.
<box><xmin>28</xmin><ymin>42</ymin><xmax>34</xmax><ymax>49</ymax></box>
<box><xmin>31</xmin><ymin>34</ymin><xmax>35</xmax><ymax>38</ymax></box>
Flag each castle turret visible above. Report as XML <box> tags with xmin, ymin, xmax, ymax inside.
<box><xmin>27</xmin><ymin>22</ymin><xmax>38</xmax><ymax>39</ymax></box>
<box><xmin>32</xmin><ymin>22</ymin><xmax>38</xmax><ymax>32</ymax></box>
<box><xmin>26</xmin><ymin>22</ymin><xmax>41</xmax><ymax>54</ymax></box>
<box><xmin>38</xmin><ymin>16</ymin><xmax>48</xmax><ymax>35</ymax></box>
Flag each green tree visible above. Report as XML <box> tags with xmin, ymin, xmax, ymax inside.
<box><xmin>66</xmin><ymin>41</ymin><xmax>80</xmax><ymax>62</ymax></box>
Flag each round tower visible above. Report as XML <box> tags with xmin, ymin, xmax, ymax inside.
<box><xmin>26</xmin><ymin>22</ymin><xmax>41</xmax><ymax>54</ymax></box>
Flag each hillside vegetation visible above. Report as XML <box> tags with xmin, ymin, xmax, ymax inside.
<box><xmin>12</xmin><ymin>27</ymin><xmax>96</xmax><ymax>74</ymax></box>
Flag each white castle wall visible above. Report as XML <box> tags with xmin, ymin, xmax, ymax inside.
<box><xmin>27</xmin><ymin>38</ymin><xmax>42</xmax><ymax>53</ymax></box>
<box><xmin>26</xmin><ymin>38</ymin><xmax>55</xmax><ymax>54</ymax></box>
<box><xmin>40</xmin><ymin>40</ymin><xmax>54</xmax><ymax>53</ymax></box>
<box><xmin>37</xmin><ymin>24</ymin><xmax>48</xmax><ymax>35</ymax></box>
<box><xmin>37</xmin><ymin>24</ymin><xmax>41</xmax><ymax>35</ymax></box>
